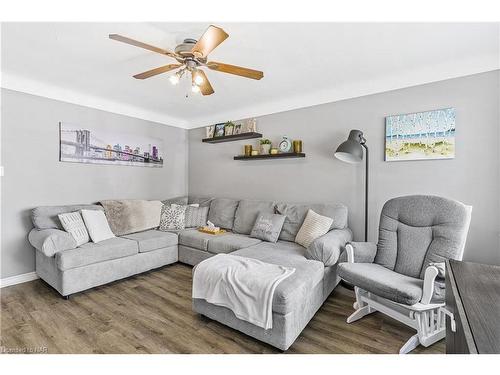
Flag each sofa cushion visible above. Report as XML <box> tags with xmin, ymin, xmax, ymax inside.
<box><xmin>275</xmin><ymin>202</ymin><xmax>348</xmax><ymax>241</ymax></box>
<box><xmin>32</xmin><ymin>204</ymin><xmax>103</xmax><ymax>230</ymax></box>
<box><xmin>178</xmin><ymin>229</ymin><xmax>214</xmax><ymax>251</ymax></box>
<box><xmin>338</xmin><ymin>262</ymin><xmax>424</xmax><ymax>305</ymax></box>
<box><xmin>233</xmin><ymin>199</ymin><xmax>276</xmax><ymax>234</ymax></box>
<box><xmin>56</xmin><ymin>237</ymin><xmax>138</xmax><ymax>271</ymax></box>
<box><xmin>161</xmin><ymin>196</ymin><xmax>188</xmax><ymax>206</ymax></box>
<box><xmin>207</xmin><ymin>234</ymin><xmax>262</xmax><ymax>254</ymax></box>
<box><xmin>233</xmin><ymin>241</ymin><xmax>324</xmax><ymax>314</ymax></box>
<box><xmin>188</xmin><ymin>196</ymin><xmax>214</xmax><ymax>207</ymax></box>
<box><xmin>208</xmin><ymin>198</ymin><xmax>240</xmax><ymax>230</ymax></box>
<box><xmin>123</xmin><ymin>230</ymin><xmax>178</xmax><ymax>253</ymax></box>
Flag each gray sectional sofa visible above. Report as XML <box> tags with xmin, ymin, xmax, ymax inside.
<box><xmin>28</xmin><ymin>197</ymin><xmax>353</xmax><ymax>350</ymax></box>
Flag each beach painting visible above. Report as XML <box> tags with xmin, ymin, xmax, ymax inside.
<box><xmin>59</xmin><ymin>122</ymin><xmax>164</xmax><ymax>167</ymax></box>
<box><xmin>385</xmin><ymin>108</ymin><xmax>455</xmax><ymax>161</ymax></box>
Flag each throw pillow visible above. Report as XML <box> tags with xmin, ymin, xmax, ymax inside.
<box><xmin>159</xmin><ymin>204</ymin><xmax>187</xmax><ymax>231</ymax></box>
<box><xmin>250</xmin><ymin>213</ymin><xmax>286</xmax><ymax>243</ymax></box>
<box><xmin>295</xmin><ymin>209</ymin><xmax>334</xmax><ymax>248</ymax></box>
<box><xmin>81</xmin><ymin>209</ymin><xmax>115</xmax><ymax>243</ymax></box>
<box><xmin>58</xmin><ymin>211</ymin><xmax>90</xmax><ymax>246</ymax></box>
<box><xmin>184</xmin><ymin>206</ymin><xmax>209</xmax><ymax>228</ymax></box>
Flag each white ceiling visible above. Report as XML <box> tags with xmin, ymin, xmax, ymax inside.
<box><xmin>2</xmin><ymin>22</ymin><xmax>499</xmax><ymax>129</ymax></box>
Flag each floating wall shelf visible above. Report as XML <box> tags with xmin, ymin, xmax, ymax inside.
<box><xmin>234</xmin><ymin>152</ymin><xmax>306</xmax><ymax>160</ymax></box>
<box><xmin>202</xmin><ymin>132</ymin><xmax>263</xmax><ymax>144</ymax></box>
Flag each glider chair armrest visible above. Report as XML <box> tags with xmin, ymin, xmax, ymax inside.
<box><xmin>420</xmin><ymin>265</ymin><xmax>440</xmax><ymax>305</ymax></box>
<box><xmin>345</xmin><ymin>242</ymin><xmax>377</xmax><ymax>264</ymax></box>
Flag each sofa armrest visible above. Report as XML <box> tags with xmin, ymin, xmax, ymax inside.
<box><xmin>344</xmin><ymin>241</ymin><xmax>377</xmax><ymax>264</ymax></box>
<box><xmin>305</xmin><ymin>228</ymin><xmax>353</xmax><ymax>266</ymax></box>
<box><xmin>28</xmin><ymin>228</ymin><xmax>77</xmax><ymax>257</ymax></box>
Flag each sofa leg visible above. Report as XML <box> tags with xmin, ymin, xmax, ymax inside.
<box><xmin>63</xmin><ymin>295</ymin><xmax>70</xmax><ymax>300</ymax></box>
<box><xmin>346</xmin><ymin>305</ymin><xmax>375</xmax><ymax>323</ymax></box>
<box><xmin>399</xmin><ymin>334</ymin><xmax>420</xmax><ymax>354</ymax></box>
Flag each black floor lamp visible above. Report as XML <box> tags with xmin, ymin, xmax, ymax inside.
<box><xmin>334</xmin><ymin>130</ymin><xmax>369</xmax><ymax>242</ymax></box>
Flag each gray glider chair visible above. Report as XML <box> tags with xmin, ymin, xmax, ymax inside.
<box><xmin>338</xmin><ymin>195</ymin><xmax>472</xmax><ymax>354</ymax></box>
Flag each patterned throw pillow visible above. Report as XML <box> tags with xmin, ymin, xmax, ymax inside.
<box><xmin>159</xmin><ymin>204</ymin><xmax>187</xmax><ymax>231</ymax></box>
<box><xmin>295</xmin><ymin>209</ymin><xmax>334</xmax><ymax>248</ymax></box>
<box><xmin>184</xmin><ymin>206</ymin><xmax>209</xmax><ymax>228</ymax></box>
<box><xmin>250</xmin><ymin>213</ymin><xmax>286</xmax><ymax>243</ymax></box>
<box><xmin>58</xmin><ymin>211</ymin><xmax>90</xmax><ymax>246</ymax></box>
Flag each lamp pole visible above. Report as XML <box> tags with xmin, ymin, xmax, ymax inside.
<box><xmin>334</xmin><ymin>129</ymin><xmax>369</xmax><ymax>242</ymax></box>
<box><xmin>361</xmin><ymin>142</ymin><xmax>368</xmax><ymax>242</ymax></box>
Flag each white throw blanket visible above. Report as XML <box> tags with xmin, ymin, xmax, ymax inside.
<box><xmin>192</xmin><ymin>254</ymin><xmax>295</xmax><ymax>330</ymax></box>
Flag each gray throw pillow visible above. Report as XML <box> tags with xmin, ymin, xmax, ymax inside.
<box><xmin>185</xmin><ymin>206</ymin><xmax>209</xmax><ymax>228</ymax></box>
<box><xmin>159</xmin><ymin>204</ymin><xmax>187</xmax><ymax>230</ymax></box>
<box><xmin>250</xmin><ymin>213</ymin><xmax>286</xmax><ymax>243</ymax></box>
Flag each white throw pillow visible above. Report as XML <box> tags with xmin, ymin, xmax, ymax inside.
<box><xmin>295</xmin><ymin>209</ymin><xmax>334</xmax><ymax>248</ymax></box>
<box><xmin>81</xmin><ymin>209</ymin><xmax>115</xmax><ymax>243</ymax></box>
<box><xmin>58</xmin><ymin>211</ymin><xmax>90</xmax><ymax>246</ymax></box>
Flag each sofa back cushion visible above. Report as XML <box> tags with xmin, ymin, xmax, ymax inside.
<box><xmin>275</xmin><ymin>202</ymin><xmax>348</xmax><ymax>241</ymax></box>
<box><xmin>233</xmin><ymin>199</ymin><xmax>276</xmax><ymax>234</ymax></box>
<box><xmin>32</xmin><ymin>204</ymin><xmax>103</xmax><ymax>230</ymax></box>
<box><xmin>161</xmin><ymin>196</ymin><xmax>188</xmax><ymax>206</ymax></box>
<box><xmin>375</xmin><ymin>195</ymin><xmax>472</xmax><ymax>279</ymax></box>
<box><xmin>207</xmin><ymin>198</ymin><xmax>240</xmax><ymax>230</ymax></box>
<box><xmin>188</xmin><ymin>196</ymin><xmax>214</xmax><ymax>207</ymax></box>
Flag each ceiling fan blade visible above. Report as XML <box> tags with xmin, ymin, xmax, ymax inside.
<box><xmin>191</xmin><ymin>25</ymin><xmax>229</xmax><ymax>58</ymax></box>
<box><xmin>133</xmin><ymin>64</ymin><xmax>182</xmax><ymax>79</ymax></box>
<box><xmin>109</xmin><ymin>34</ymin><xmax>178</xmax><ymax>58</ymax></box>
<box><xmin>207</xmin><ymin>61</ymin><xmax>263</xmax><ymax>80</ymax></box>
<box><xmin>193</xmin><ymin>70</ymin><xmax>214</xmax><ymax>96</ymax></box>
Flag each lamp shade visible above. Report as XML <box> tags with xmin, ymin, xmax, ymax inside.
<box><xmin>334</xmin><ymin>129</ymin><xmax>365</xmax><ymax>164</ymax></box>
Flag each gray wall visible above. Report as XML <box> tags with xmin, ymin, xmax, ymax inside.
<box><xmin>1</xmin><ymin>89</ymin><xmax>188</xmax><ymax>279</ymax></box>
<box><xmin>189</xmin><ymin>71</ymin><xmax>500</xmax><ymax>266</ymax></box>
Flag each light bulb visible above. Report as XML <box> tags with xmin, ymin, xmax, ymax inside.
<box><xmin>194</xmin><ymin>73</ymin><xmax>204</xmax><ymax>85</ymax></box>
<box><xmin>191</xmin><ymin>84</ymin><xmax>200</xmax><ymax>93</ymax></box>
<box><xmin>169</xmin><ymin>74</ymin><xmax>180</xmax><ymax>85</ymax></box>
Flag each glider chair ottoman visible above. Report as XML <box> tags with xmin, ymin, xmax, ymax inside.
<box><xmin>338</xmin><ymin>195</ymin><xmax>472</xmax><ymax>354</ymax></box>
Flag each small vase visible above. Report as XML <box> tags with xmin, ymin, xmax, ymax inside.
<box><xmin>260</xmin><ymin>144</ymin><xmax>271</xmax><ymax>154</ymax></box>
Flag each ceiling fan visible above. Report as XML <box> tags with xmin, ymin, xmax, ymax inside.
<box><xmin>109</xmin><ymin>25</ymin><xmax>264</xmax><ymax>96</ymax></box>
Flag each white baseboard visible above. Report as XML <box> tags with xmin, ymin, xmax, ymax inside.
<box><xmin>0</xmin><ymin>272</ymin><xmax>39</xmax><ymax>288</ymax></box>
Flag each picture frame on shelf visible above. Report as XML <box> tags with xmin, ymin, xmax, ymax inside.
<box><xmin>225</xmin><ymin>122</ymin><xmax>235</xmax><ymax>136</ymax></box>
<box><xmin>214</xmin><ymin>123</ymin><xmax>225</xmax><ymax>137</ymax></box>
<box><xmin>244</xmin><ymin>118</ymin><xmax>257</xmax><ymax>133</ymax></box>
<box><xmin>234</xmin><ymin>124</ymin><xmax>242</xmax><ymax>135</ymax></box>
<box><xmin>205</xmin><ymin>125</ymin><xmax>215</xmax><ymax>138</ymax></box>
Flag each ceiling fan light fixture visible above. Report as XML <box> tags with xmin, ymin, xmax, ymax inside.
<box><xmin>193</xmin><ymin>71</ymin><xmax>204</xmax><ymax>85</ymax></box>
<box><xmin>169</xmin><ymin>73</ymin><xmax>180</xmax><ymax>85</ymax></box>
<box><xmin>110</xmin><ymin>25</ymin><xmax>263</xmax><ymax>97</ymax></box>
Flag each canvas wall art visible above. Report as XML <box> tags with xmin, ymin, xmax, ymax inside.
<box><xmin>59</xmin><ymin>122</ymin><xmax>164</xmax><ymax>167</ymax></box>
<box><xmin>385</xmin><ymin>108</ymin><xmax>455</xmax><ymax>161</ymax></box>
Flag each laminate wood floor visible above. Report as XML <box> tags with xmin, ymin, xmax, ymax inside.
<box><xmin>1</xmin><ymin>263</ymin><xmax>444</xmax><ymax>354</ymax></box>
